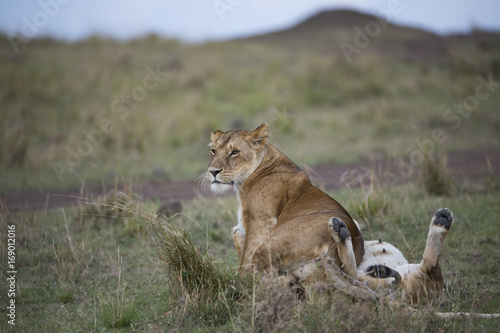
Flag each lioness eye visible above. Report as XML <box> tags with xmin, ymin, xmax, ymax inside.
<box><xmin>210</xmin><ymin>149</ymin><xmax>216</xmax><ymax>155</ymax></box>
<box><xmin>231</xmin><ymin>150</ymin><xmax>240</xmax><ymax>157</ymax></box>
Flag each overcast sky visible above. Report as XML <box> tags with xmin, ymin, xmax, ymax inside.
<box><xmin>1</xmin><ymin>0</ymin><xmax>499</xmax><ymax>43</ymax></box>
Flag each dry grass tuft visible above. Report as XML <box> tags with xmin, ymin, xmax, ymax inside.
<box><xmin>99</xmin><ymin>248</ymin><xmax>137</xmax><ymax>329</ymax></box>
<box><xmin>246</xmin><ymin>275</ymin><xmax>300</xmax><ymax>332</ymax></box>
<box><xmin>484</xmin><ymin>157</ymin><xmax>500</xmax><ymax>194</ymax></box>
<box><xmin>146</xmin><ymin>217</ymin><xmax>232</xmax><ymax>299</ymax></box>
<box><xmin>143</xmin><ymin>208</ymin><xmax>250</xmax><ymax>326</ymax></box>
<box><xmin>92</xmin><ymin>197</ymin><xmax>250</xmax><ymax>327</ymax></box>
<box><xmin>236</xmin><ymin>274</ymin><xmax>440</xmax><ymax>333</ymax></box>
<box><xmin>2</xmin><ymin>122</ymin><xmax>28</xmax><ymax>166</ymax></box>
<box><xmin>419</xmin><ymin>152</ymin><xmax>451</xmax><ymax>196</ymax></box>
<box><xmin>342</xmin><ymin>167</ymin><xmax>392</xmax><ymax>223</ymax></box>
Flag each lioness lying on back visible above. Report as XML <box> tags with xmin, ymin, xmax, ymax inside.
<box><xmin>205</xmin><ymin>123</ymin><xmax>453</xmax><ymax>303</ymax></box>
<box><xmin>330</xmin><ymin>208</ymin><xmax>454</xmax><ymax>303</ymax></box>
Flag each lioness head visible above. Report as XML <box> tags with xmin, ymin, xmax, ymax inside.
<box><xmin>206</xmin><ymin>123</ymin><xmax>269</xmax><ymax>193</ymax></box>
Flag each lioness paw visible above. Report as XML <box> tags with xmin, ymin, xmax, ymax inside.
<box><xmin>328</xmin><ymin>217</ymin><xmax>351</xmax><ymax>243</ymax></box>
<box><xmin>365</xmin><ymin>264</ymin><xmax>401</xmax><ymax>289</ymax></box>
<box><xmin>432</xmin><ymin>208</ymin><xmax>454</xmax><ymax>230</ymax></box>
<box><xmin>231</xmin><ymin>225</ymin><xmax>245</xmax><ymax>236</ymax></box>
<box><xmin>366</xmin><ymin>264</ymin><xmax>397</xmax><ymax>279</ymax></box>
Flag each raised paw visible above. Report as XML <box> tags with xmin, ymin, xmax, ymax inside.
<box><xmin>328</xmin><ymin>217</ymin><xmax>351</xmax><ymax>243</ymax></box>
<box><xmin>433</xmin><ymin>208</ymin><xmax>454</xmax><ymax>230</ymax></box>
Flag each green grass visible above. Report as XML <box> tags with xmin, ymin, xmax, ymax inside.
<box><xmin>1</xmin><ymin>179</ymin><xmax>499</xmax><ymax>332</ymax></box>
<box><xmin>1</xmin><ymin>32</ymin><xmax>499</xmax><ymax>191</ymax></box>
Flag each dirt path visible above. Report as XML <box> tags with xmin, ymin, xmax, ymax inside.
<box><xmin>2</xmin><ymin>151</ymin><xmax>499</xmax><ymax>212</ymax></box>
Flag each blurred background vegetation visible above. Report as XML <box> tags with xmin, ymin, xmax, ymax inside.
<box><xmin>1</xmin><ymin>10</ymin><xmax>499</xmax><ymax>192</ymax></box>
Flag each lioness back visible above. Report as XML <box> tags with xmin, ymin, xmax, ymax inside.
<box><xmin>245</xmin><ymin>145</ymin><xmax>364</xmax><ymax>265</ymax></box>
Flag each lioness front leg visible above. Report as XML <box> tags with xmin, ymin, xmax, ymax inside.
<box><xmin>328</xmin><ymin>217</ymin><xmax>357</xmax><ymax>279</ymax></box>
<box><xmin>231</xmin><ymin>225</ymin><xmax>245</xmax><ymax>261</ymax></box>
<box><xmin>239</xmin><ymin>222</ymin><xmax>276</xmax><ymax>273</ymax></box>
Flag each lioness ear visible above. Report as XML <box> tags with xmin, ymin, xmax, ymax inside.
<box><xmin>211</xmin><ymin>130</ymin><xmax>223</xmax><ymax>142</ymax></box>
<box><xmin>249</xmin><ymin>123</ymin><xmax>269</xmax><ymax>148</ymax></box>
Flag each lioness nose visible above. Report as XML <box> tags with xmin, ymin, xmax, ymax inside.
<box><xmin>209</xmin><ymin>168</ymin><xmax>223</xmax><ymax>178</ymax></box>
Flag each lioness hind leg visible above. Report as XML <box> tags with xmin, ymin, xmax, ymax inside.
<box><xmin>421</xmin><ymin>208</ymin><xmax>454</xmax><ymax>272</ymax></box>
<box><xmin>328</xmin><ymin>217</ymin><xmax>357</xmax><ymax>278</ymax></box>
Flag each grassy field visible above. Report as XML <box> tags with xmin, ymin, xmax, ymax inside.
<box><xmin>1</xmin><ymin>22</ymin><xmax>499</xmax><ymax>192</ymax></box>
<box><xmin>1</xmin><ymin>182</ymin><xmax>500</xmax><ymax>332</ymax></box>
<box><xmin>1</xmin><ymin>9</ymin><xmax>500</xmax><ymax>332</ymax></box>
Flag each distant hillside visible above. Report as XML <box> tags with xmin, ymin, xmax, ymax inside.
<box><xmin>239</xmin><ymin>9</ymin><xmax>448</xmax><ymax>58</ymax></box>
<box><xmin>285</xmin><ymin>9</ymin><xmax>381</xmax><ymax>32</ymax></box>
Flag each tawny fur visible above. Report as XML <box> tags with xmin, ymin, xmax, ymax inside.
<box><xmin>334</xmin><ymin>208</ymin><xmax>454</xmax><ymax>303</ymax></box>
<box><xmin>206</xmin><ymin>123</ymin><xmax>454</xmax><ymax>304</ymax></box>
<box><xmin>206</xmin><ymin>123</ymin><xmax>364</xmax><ymax>278</ymax></box>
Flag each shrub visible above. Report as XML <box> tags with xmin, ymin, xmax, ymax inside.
<box><xmin>419</xmin><ymin>152</ymin><xmax>451</xmax><ymax>196</ymax></box>
<box><xmin>341</xmin><ymin>168</ymin><xmax>392</xmax><ymax>222</ymax></box>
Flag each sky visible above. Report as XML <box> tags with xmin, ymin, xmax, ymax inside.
<box><xmin>0</xmin><ymin>0</ymin><xmax>499</xmax><ymax>43</ymax></box>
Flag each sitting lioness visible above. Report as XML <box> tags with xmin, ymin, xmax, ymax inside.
<box><xmin>206</xmin><ymin>123</ymin><xmax>364</xmax><ymax>277</ymax></box>
<box><xmin>206</xmin><ymin>123</ymin><xmax>453</xmax><ymax>303</ymax></box>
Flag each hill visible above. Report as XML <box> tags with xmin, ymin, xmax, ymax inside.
<box><xmin>239</xmin><ymin>9</ymin><xmax>448</xmax><ymax>59</ymax></box>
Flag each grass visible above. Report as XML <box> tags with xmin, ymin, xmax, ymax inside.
<box><xmin>1</xmin><ymin>178</ymin><xmax>500</xmax><ymax>332</ymax></box>
<box><xmin>0</xmin><ymin>31</ymin><xmax>499</xmax><ymax>192</ymax></box>
<box><xmin>98</xmin><ymin>248</ymin><xmax>137</xmax><ymax>329</ymax></box>
<box><xmin>341</xmin><ymin>167</ymin><xmax>393</xmax><ymax>223</ymax></box>
<box><xmin>419</xmin><ymin>151</ymin><xmax>451</xmax><ymax>196</ymax></box>
<box><xmin>141</xmin><ymin>206</ymin><xmax>249</xmax><ymax>327</ymax></box>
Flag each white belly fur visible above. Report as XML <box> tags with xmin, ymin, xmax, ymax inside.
<box><xmin>358</xmin><ymin>240</ymin><xmax>408</xmax><ymax>271</ymax></box>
